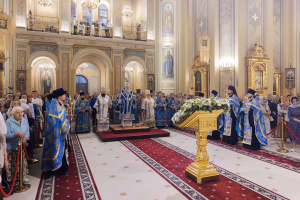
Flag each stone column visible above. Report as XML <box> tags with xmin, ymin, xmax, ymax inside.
<box><xmin>59</xmin><ymin>0</ymin><xmax>71</xmax><ymax>34</ymax></box>
<box><xmin>16</xmin><ymin>39</ymin><xmax>29</xmax><ymax>94</ymax></box>
<box><xmin>113</xmin><ymin>0</ymin><xmax>123</xmax><ymax>38</ymax></box>
<box><xmin>57</xmin><ymin>42</ymin><xmax>74</xmax><ymax>93</ymax></box>
<box><xmin>264</xmin><ymin>0</ymin><xmax>274</xmax><ymax>95</ymax></box>
<box><xmin>146</xmin><ymin>49</ymin><xmax>154</xmax><ymax>90</ymax></box>
<box><xmin>111</xmin><ymin>47</ymin><xmax>125</xmax><ymax>94</ymax></box>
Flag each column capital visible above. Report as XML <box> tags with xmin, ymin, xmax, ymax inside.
<box><xmin>16</xmin><ymin>39</ymin><xmax>29</xmax><ymax>45</ymax></box>
<box><xmin>57</xmin><ymin>42</ymin><xmax>74</xmax><ymax>47</ymax></box>
<box><xmin>111</xmin><ymin>46</ymin><xmax>126</xmax><ymax>51</ymax></box>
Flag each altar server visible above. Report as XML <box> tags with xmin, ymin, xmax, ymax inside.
<box><xmin>222</xmin><ymin>86</ymin><xmax>240</xmax><ymax>145</ymax></box>
<box><xmin>132</xmin><ymin>95</ymin><xmax>140</xmax><ymax>123</ymax></box>
<box><xmin>94</xmin><ymin>87</ymin><xmax>110</xmax><ymax>132</ymax></box>
<box><xmin>167</xmin><ymin>93</ymin><xmax>180</xmax><ymax>126</ymax></box>
<box><xmin>42</xmin><ymin>88</ymin><xmax>70</xmax><ymax>175</ymax></box>
<box><xmin>142</xmin><ymin>90</ymin><xmax>156</xmax><ymax>127</ymax></box>
<box><xmin>75</xmin><ymin>92</ymin><xmax>91</xmax><ymax>133</ymax></box>
<box><xmin>113</xmin><ymin>94</ymin><xmax>121</xmax><ymax>124</ymax></box>
<box><xmin>238</xmin><ymin>89</ymin><xmax>268</xmax><ymax>150</ymax></box>
<box><xmin>211</xmin><ymin>90</ymin><xmax>218</xmax><ymax>98</ymax></box>
<box><xmin>155</xmin><ymin>91</ymin><xmax>167</xmax><ymax>127</ymax></box>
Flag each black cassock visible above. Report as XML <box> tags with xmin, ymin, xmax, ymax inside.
<box><xmin>242</xmin><ymin>108</ymin><xmax>260</xmax><ymax>150</ymax></box>
<box><xmin>222</xmin><ymin>108</ymin><xmax>238</xmax><ymax>145</ymax></box>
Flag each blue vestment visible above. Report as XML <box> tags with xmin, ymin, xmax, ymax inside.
<box><xmin>75</xmin><ymin>99</ymin><xmax>91</xmax><ymax>133</ymax></box>
<box><xmin>223</xmin><ymin>94</ymin><xmax>240</xmax><ymax>136</ymax></box>
<box><xmin>42</xmin><ymin>100</ymin><xmax>70</xmax><ymax>171</ymax></box>
<box><xmin>113</xmin><ymin>100</ymin><xmax>121</xmax><ymax>124</ymax></box>
<box><xmin>118</xmin><ymin>89</ymin><xmax>134</xmax><ymax>120</ymax></box>
<box><xmin>237</xmin><ymin>98</ymin><xmax>268</xmax><ymax>146</ymax></box>
<box><xmin>132</xmin><ymin>99</ymin><xmax>140</xmax><ymax>123</ymax></box>
<box><xmin>155</xmin><ymin>97</ymin><xmax>167</xmax><ymax>126</ymax></box>
<box><xmin>167</xmin><ymin>99</ymin><xmax>179</xmax><ymax>126</ymax></box>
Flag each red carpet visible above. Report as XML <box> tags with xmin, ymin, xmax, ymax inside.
<box><xmin>93</xmin><ymin>126</ymin><xmax>170</xmax><ymax>142</ymax></box>
<box><xmin>36</xmin><ymin>134</ymin><xmax>101</xmax><ymax>200</ymax></box>
<box><xmin>171</xmin><ymin>127</ymin><xmax>300</xmax><ymax>173</ymax></box>
<box><xmin>122</xmin><ymin>138</ymin><xmax>287</xmax><ymax>200</ymax></box>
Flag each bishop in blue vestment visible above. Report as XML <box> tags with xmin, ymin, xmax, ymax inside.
<box><xmin>75</xmin><ymin>92</ymin><xmax>91</xmax><ymax>133</ymax></box>
<box><xmin>118</xmin><ymin>82</ymin><xmax>135</xmax><ymax>125</ymax></box>
<box><xmin>155</xmin><ymin>91</ymin><xmax>167</xmax><ymax>127</ymax></box>
<box><xmin>238</xmin><ymin>89</ymin><xmax>268</xmax><ymax>150</ymax></box>
<box><xmin>167</xmin><ymin>93</ymin><xmax>180</xmax><ymax>126</ymax></box>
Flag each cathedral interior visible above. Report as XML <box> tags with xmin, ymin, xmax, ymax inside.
<box><xmin>1</xmin><ymin>0</ymin><xmax>300</xmax><ymax>200</ymax></box>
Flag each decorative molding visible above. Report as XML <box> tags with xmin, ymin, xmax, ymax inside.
<box><xmin>61</xmin><ymin>0</ymin><xmax>68</xmax><ymax>21</ymax></box>
<box><xmin>30</xmin><ymin>43</ymin><xmax>58</xmax><ymax>56</ymax></box>
<box><xmin>62</xmin><ymin>53</ymin><xmax>69</xmax><ymax>90</ymax></box>
<box><xmin>114</xmin><ymin>56</ymin><xmax>122</xmax><ymax>93</ymax></box>
<box><xmin>73</xmin><ymin>47</ymin><xmax>85</xmax><ymax>55</ymax></box>
<box><xmin>17</xmin><ymin>44</ymin><xmax>26</xmax><ymax>49</ymax></box>
<box><xmin>99</xmin><ymin>49</ymin><xmax>111</xmax><ymax>58</ymax></box>
<box><xmin>17</xmin><ymin>50</ymin><xmax>26</xmax><ymax>70</ymax></box>
<box><xmin>60</xmin><ymin>47</ymin><xmax>71</xmax><ymax>51</ymax></box>
<box><xmin>17</xmin><ymin>0</ymin><xmax>24</xmax><ymax>15</ymax></box>
<box><xmin>124</xmin><ymin>50</ymin><xmax>145</xmax><ymax>61</ymax></box>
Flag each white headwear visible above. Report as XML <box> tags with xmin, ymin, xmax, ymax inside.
<box><xmin>101</xmin><ymin>87</ymin><xmax>106</xmax><ymax>92</ymax></box>
<box><xmin>11</xmin><ymin>106</ymin><xmax>23</xmax><ymax>116</ymax></box>
<box><xmin>21</xmin><ymin>103</ymin><xmax>30</xmax><ymax>111</ymax></box>
<box><xmin>124</xmin><ymin>82</ymin><xmax>130</xmax><ymax>87</ymax></box>
<box><xmin>145</xmin><ymin>90</ymin><xmax>150</xmax><ymax>95</ymax></box>
<box><xmin>19</xmin><ymin>99</ymin><xmax>27</xmax><ymax>104</ymax></box>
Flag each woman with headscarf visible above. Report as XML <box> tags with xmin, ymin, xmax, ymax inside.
<box><xmin>5</xmin><ymin>107</ymin><xmax>30</xmax><ymax>185</ymax></box>
<box><xmin>277</xmin><ymin>95</ymin><xmax>289</xmax><ymax>140</ymax></box>
<box><xmin>260</xmin><ymin>96</ymin><xmax>272</xmax><ymax>134</ymax></box>
<box><xmin>5</xmin><ymin>99</ymin><xmax>20</xmax><ymax>121</ymax></box>
<box><xmin>269</xmin><ymin>96</ymin><xmax>279</xmax><ymax>138</ymax></box>
<box><xmin>287</xmin><ymin>97</ymin><xmax>300</xmax><ymax>152</ymax></box>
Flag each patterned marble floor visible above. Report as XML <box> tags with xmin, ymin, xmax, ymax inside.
<box><xmin>6</xmin><ymin>128</ymin><xmax>300</xmax><ymax>200</ymax></box>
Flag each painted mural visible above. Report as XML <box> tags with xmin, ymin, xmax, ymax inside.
<box><xmin>162</xmin><ymin>2</ymin><xmax>174</xmax><ymax>37</ymax></box>
<box><xmin>161</xmin><ymin>47</ymin><xmax>174</xmax><ymax>80</ymax></box>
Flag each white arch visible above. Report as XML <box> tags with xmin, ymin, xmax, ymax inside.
<box><xmin>27</xmin><ymin>51</ymin><xmax>59</xmax><ymax>70</ymax></box>
<box><xmin>122</xmin><ymin>56</ymin><xmax>147</xmax><ymax>73</ymax></box>
<box><xmin>71</xmin><ymin>48</ymin><xmax>113</xmax><ymax>71</ymax></box>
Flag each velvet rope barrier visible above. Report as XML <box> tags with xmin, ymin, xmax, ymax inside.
<box><xmin>284</xmin><ymin>122</ymin><xmax>300</xmax><ymax>143</ymax></box>
<box><xmin>41</xmin><ymin>115</ymin><xmax>46</xmax><ymax>135</ymax></box>
<box><xmin>266</xmin><ymin>122</ymin><xmax>281</xmax><ymax>135</ymax></box>
<box><xmin>22</xmin><ymin>144</ymin><xmax>30</xmax><ymax>161</ymax></box>
<box><xmin>0</xmin><ymin>145</ymin><xmax>21</xmax><ymax>198</ymax></box>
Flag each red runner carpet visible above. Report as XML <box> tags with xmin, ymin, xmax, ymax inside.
<box><xmin>122</xmin><ymin>138</ymin><xmax>286</xmax><ymax>200</ymax></box>
<box><xmin>171</xmin><ymin>127</ymin><xmax>300</xmax><ymax>173</ymax></box>
<box><xmin>36</xmin><ymin>133</ymin><xmax>101</xmax><ymax>200</ymax></box>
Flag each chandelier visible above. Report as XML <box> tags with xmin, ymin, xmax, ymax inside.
<box><xmin>39</xmin><ymin>60</ymin><xmax>53</xmax><ymax>71</ymax></box>
<box><xmin>38</xmin><ymin>0</ymin><xmax>52</xmax><ymax>7</ymax></box>
<box><xmin>82</xmin><ymin>0</ymin><xmax>98</xmax><ymax>9</ymax></box>
<box><xmin>78</xmin><ymin>63</ymin><xmax>89</xmax><ymax>72</ymax></box>
<box><xmin>122</xmin><ymin>6</ymin><xmax>133</xmax><ymax>18</ymax></box>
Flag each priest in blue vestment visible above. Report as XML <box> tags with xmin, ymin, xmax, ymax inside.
<box><xmin>75</xmin><ymin>92</ymin><xmax>91</xmax><ymax>133</ymax></box>
<box><xmin>42</xmin><ymin>88</ymin><xmax>70</xmax><ymax>175</ymax></box>
<box><xmin>113</xmin><ymin>94</ymin><xmax>121</xmax><ymax>124</ymax></box>
<box><xmin>167</xmin><ymin>93</ymin><xmax>180</xmax><ymax>126</ymax></box>
<box><xmin>132</xmin><ymin>95</ymin><xmax>140</xmax><ymax>123</ymax></box>
<box><xmin>118</xmin><ymin>82</ymin><xmax>135</xmax><ymax>126</ymax></box>
<box><xmin>155</xmin><ymin>91</ymin><xmax>167</xmax><ymax>127</ymax></box>
<box><xmin>238</xmin><ymin>89</ymin><xmax>268</xmax><ymax>150</ymax></box>
<box><xmin>222</xmin><ymin>86</ymin><xmax>240</xmax><ymax>145</ymax></box>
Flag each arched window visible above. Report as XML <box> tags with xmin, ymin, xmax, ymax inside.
<box><xmin>98</xmin><ymin>5</ymin><xmax>108</xmax><ymax>25</ymax></box>
<box><xmin>76</xmin><ymin>75</ymin><xmax>88</xmax><ymax>94</ymax></box>
<box><xmin>82</xmin><ymin>8</ymin><xmax>92</xmax><ymax>22</ymax></box>
<box><xmin>76</xmin><ymin>75</ymin><xmax>88</xmax><ymax>83</ymax></box>
<box><xmin>71</xmin><ymin>0</ymin><xmax>76</xmax><ymax>21</ymax></box>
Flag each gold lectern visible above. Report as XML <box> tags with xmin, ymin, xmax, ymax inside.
<box><xmin>178</xmin><ymin>110</ymin><xmax>224</xmax><ymax>184</ymax></box>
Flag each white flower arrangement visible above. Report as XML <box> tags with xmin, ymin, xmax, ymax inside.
<box><xmin>171</xmin><ymin>97</ymin><xmax>230</xmax><ymax>125</ymax></box>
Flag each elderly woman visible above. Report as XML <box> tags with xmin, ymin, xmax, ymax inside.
<box><xmin>5</xmin><ymin>99</ymin><xmax>21</xmax><ymax>120</ymax></box>
<box><xmin>6</xmin><ymin>107</ymin><xmax>29</xmax><ymax>184</ymax></box>
<box><xmin>288</xmin><ymin>97</ymin><xmax>300</xmax><ymax>152</ymax></box>
<box><xmin>0</xmin><ymin>112</ymin><xmax>8</xmax><ymax>190</ymax></box>
<box><xmin>260</xmin><ymin>96</ymin><xmax>272</xmax><ymax>134</ymax></box>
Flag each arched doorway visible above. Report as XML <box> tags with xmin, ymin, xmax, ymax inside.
<box><xmin>76</xmin><ymin>75</ymin><xmax>88</xmax><ymax>94</ymax></box>
<box><xmin>123</xmin><ymin>61</ymin><xmax>146</xmax><ymax>94</ymax></box>
<box><xmin>76</xmin><ymin>62</ymin><xmax>101</xmax><ymax>94</ymax></box>
<box><xmin>31</xmin><ymin>56</ymin><xmax>57</xmax><ymax>94</ymax></box>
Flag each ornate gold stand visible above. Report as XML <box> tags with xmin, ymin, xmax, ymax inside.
<box><xmin>179</xmin><ymin>110</ymin><xmax>223</xmax><ymax>184</ymax></box>
<box><xmin>185</xmin><ymin>131</ymin><xmax>219</xmax><ymax>184</ymax></box>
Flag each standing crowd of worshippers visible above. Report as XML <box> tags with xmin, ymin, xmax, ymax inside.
<box><xmin>1</xmin><ymin>84</ymin><xmax>300</xmax><ymax>197</ymax></box>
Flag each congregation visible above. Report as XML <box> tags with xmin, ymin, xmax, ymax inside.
<box><xmin>1</xmin><ymin>83</ymin><xmax>300</xmax><ymax>197</ymax></box>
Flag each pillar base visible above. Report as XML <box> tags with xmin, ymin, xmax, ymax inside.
<box><xmin>185</xmin><ymin>161</ymin><xmax>219</xmax><ymax>184</ymax></box>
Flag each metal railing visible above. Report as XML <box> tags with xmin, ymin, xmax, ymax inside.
<box><xmin>122</xmin><ymin>25</ymin><xmax>147</xmax><ymax>41</ymax></box>
<box><xmin>27</xmin><ymin>15</ymin><xmax>59</xmax><ymax>33</ymax></box>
